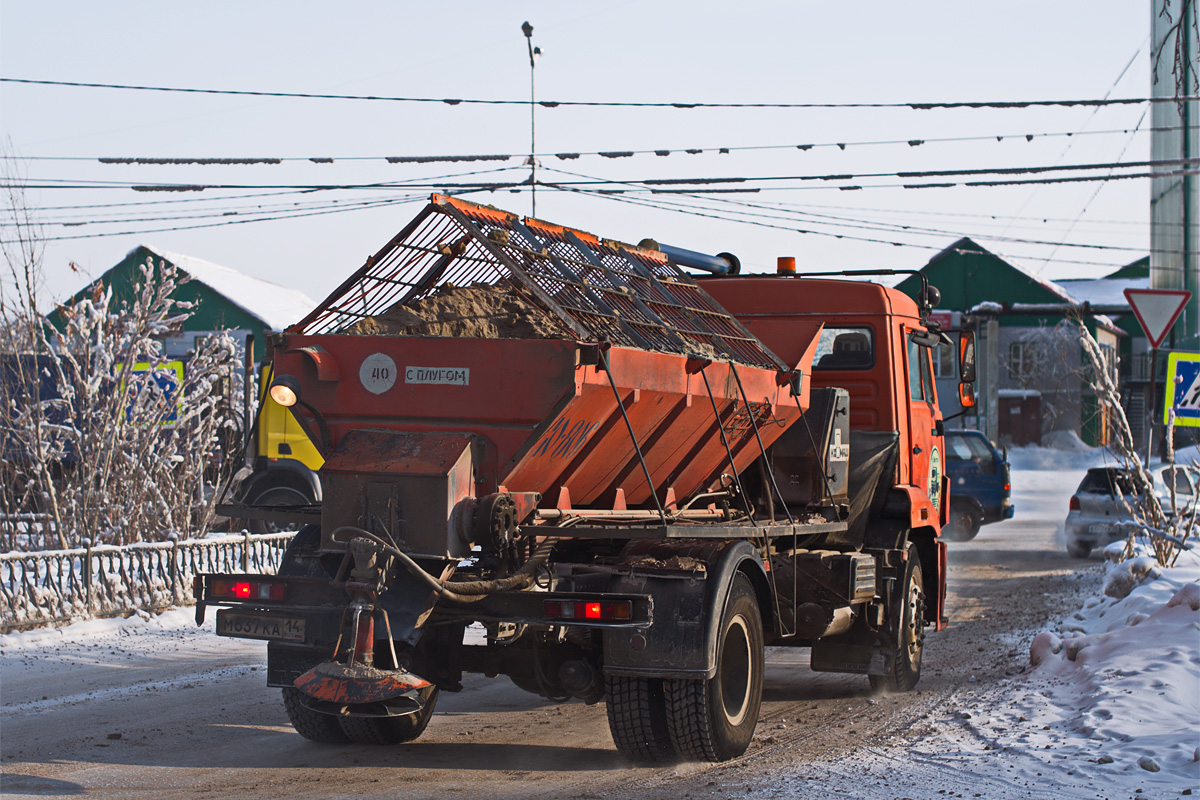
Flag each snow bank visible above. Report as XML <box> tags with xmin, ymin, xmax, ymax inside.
<box><xmin>0</xmin><ymin>606</ymin><xmax>194</xmax><ymax>653</ymax></box>
<box><xmin>1023</xmin><ymin>543</ymin><xmax>1200</xmax><ymax>784</ymax></box>
<box><xmin>1005</xmin><ymin>438</ymin><xmax>1113</xmax><ymax>473</ymax></box>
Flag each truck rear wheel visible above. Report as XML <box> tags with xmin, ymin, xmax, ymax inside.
<box><xmin>281</xmin><ymin>687</ymin><xmax>349</xmax><ymax>743</ymax></box>
<box><xmin>605</xmin><ymin>676</ymin><xmax>674</xmax><ymax>763</ymax></box>
<box><xmin>337</xmin><ymin>691</ymin><xmax>440</xmax><ymax>745</ymax></box>
<box><xmin>664</xmin><ymin>574</ymin><xmax>763</xmax><ymax>762</ymax></box>
<box><xmin>249</xmin><ymin>485</ymin><xmax>312</xmax><ymax>534</ymax></box>
<box><xmin>869</xmin><ymin>546</ymin><xmax>925</xmax><ymax>693</ymax></box>
<box><xmin>942</xmin><ymin>502</ymin><xmax>980</xmax><ymax>542</ymax></box>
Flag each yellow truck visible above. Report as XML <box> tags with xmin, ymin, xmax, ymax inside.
<box><xmin>234</xmin><ymin>364</ymin><xmax>323</xmax><ymax>533</ymax></box>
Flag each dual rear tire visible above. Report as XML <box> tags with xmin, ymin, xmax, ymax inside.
<box><xmin>606</xmin><ymin>574</ymin><xmax>764</xmax><ymax>763</ymax></box>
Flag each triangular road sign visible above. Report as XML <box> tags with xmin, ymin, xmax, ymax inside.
<box><xmin>1124</xmin><ymin>288</ymin><xmax>1191</xmax><ymax>349</ymax></box>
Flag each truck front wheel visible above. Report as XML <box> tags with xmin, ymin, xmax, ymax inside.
<box><xmin>869</xmin><ymin>545</ymin><xmax>925</xmax><ymax>693</ymax></box>
<box><xmin>942</xmin><ymin>502</ymin><xmax>981</xmax><ymax>542</ymax></box>
<box><xmin>664</xmin><ymin>574</ymin><xmax>763</xmax><ymax>762</ymax></box>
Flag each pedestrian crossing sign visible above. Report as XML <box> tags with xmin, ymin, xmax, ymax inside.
<box><xmin>1165</xmin><ymin>351</ymin><xmax>1200</xmax><ymax>427</ymax></box>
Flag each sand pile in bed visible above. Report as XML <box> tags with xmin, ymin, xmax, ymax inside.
<box><xmin>348</xmin><ymin>282</ymin><xmax>570</xmax><ymax>339</ymax></box>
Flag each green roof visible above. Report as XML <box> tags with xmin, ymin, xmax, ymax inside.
<box><xmin>896</xmin><ymin>237</ymin><xmax>1075</xmax><ymax>311</ymax></box>
<box><xmin>1104</xmin><ymin>256</ymin><xmax>1149</xmax><ymax>279</ymax></box>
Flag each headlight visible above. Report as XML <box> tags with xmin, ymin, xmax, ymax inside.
<box><xmin>269</xmin><ymin>374</ymin><xmax>301</xmax><ymax>407</ymax></box>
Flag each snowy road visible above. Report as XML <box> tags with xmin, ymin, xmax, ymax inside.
<box><xmin>2</xmin><ymin>448</ymin><xmax>1195</xmax><ymax>799</ymax></box>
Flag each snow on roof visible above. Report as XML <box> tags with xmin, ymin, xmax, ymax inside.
<box><xmin>967</xmin><ymin>300</ymin><xmax>1004</xmax><ymax>315</ymax></box>
<box><xmin>1056</xmin><ymin>276</ymin><xmax>1149</xmax><ymax>308</ymax></box>
<box><xmin>138</xmin><ymin>244</ymin><xmax>317</xmax><ymax>331</ymax></box>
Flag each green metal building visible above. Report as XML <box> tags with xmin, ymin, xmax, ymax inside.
<box><xmin>897</xmin><ymin>238</ymin><xmax>1126</xmax><ymax>447</ymax></box>
<box><xmin>49</xmin><ymin>244</ymin><xmax>317</xmax><ymax>357</ymax></box>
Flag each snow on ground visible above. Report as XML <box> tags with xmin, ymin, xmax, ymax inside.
<box><xmin>1021</xmin><ymin>543</ymin><xmax>1200</xmax><ymax>782</ymax></box>
<box><xmin>3</xmin><ymin>442</ymin><xmax>1196</xmax><ymax>798</ymax></box>
<box><xmin>766</xmin><ymin>441</ymin><xmax>1200</xmax><ymax>798</ymax></box>
<box><xmin>1</xmin><ymin>605</ymin><xmax>205</xmax><ymax>656</ymax></box>
<box><xmin>880</xmin><ymin>541</ymin><xmax>1200</xmax><ymax>799</ymax></box>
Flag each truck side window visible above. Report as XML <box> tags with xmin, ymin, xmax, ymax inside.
<box><xmin>813</xmin><ymin>327</ymin><xmax>875</xmax><ymax>370</ymax></box>
<box><xmin>907</xmin><ymin>335</ymin><xmax>932</xmax><ymax>402</ymax></box>
<box><xmin>932</xmin><ymin>341</ymin><xmax>955</xmax><ymax>378</ymax></box>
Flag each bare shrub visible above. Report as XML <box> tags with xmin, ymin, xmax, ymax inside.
<box><xmin>1</xmin><ymin>156</ymin><xmax>241</xmax><ymax>550</ymax></box>
<box><xmin>1078</xmin><ymin>324</ymin><xmax>1194</xmax><ymax>566</ymax></box>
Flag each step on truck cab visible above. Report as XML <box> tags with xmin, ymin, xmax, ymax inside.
<box><xmin>196</xmin><ymin>196</ymin><xmax>976</xmax><ymax>762</ymax></box>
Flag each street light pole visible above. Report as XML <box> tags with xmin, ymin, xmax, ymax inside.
<box><xmin>522</xmin><ymin>21</ymin><xmax>540</xmax><ymax>218</ymax></box>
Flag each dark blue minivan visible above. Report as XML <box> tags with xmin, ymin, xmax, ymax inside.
<box><xmin>943</xmin><ymin>429</ymin><xmax>1014</xmax><ymax>541</ymax></box>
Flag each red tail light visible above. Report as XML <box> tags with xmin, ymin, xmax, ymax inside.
<box><xmin>544</xmin><ymin>599</ymin><xmax>632</xmax><ymax>622</ymax></box>
<box><xmin>210</xmin><ymin>578</ymin><xmax>286</xmax><ymax>602</ymax></box>
<box><xmin>1069</xmin><ymin>496</ymin><xmax>1080</xmax><ymax>511</ymax></box>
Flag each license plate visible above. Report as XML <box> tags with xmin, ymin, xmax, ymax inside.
<box><xmin>216</xmin><ymin>610</ymin><xmax>306</xmax><ymax>642</ymax></box>
<box><xmin>1087</xmin><ymin>523</ymin><xmax>1110</xmax><ymax>534</ymax></box>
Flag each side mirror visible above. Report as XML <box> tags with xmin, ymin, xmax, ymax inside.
<box><xmin>959</xmin><ymin>381</ymin><xmax>977</xmax><ymax>408</ymax></box>
<box><xmin>958</xmin><ymin>330</ymin><xmax>977</xmax><ymax>384</ymax></box>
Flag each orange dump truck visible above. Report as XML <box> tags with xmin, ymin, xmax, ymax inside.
<box><xmin>197</xmin><ymin>195</ymin><xmax>975</xmax><ymax>762</ymax></box>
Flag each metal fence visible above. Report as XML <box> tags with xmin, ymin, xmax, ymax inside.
<box><xmin>0</xmin><ymin>531</ymin><xmax>295</xmax><ymax>633</ymax></box>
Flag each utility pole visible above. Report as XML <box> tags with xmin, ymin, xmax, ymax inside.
<box><xmin>522</xmin><ymin>21</ymin><xmax>541</xmax><ymax>218</ymax></box>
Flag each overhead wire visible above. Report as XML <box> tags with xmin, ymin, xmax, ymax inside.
<box><xmin>744</xmin><ymin>198</ymin><xmax>1159</xmax><ymax>228</ymax></box>
<box><xmin>3</xmin><ymin>76</ymin><xmax>1196</xmax><ymax>110</ymax></box>
<box><xmin>536</xmin><ymin>167</ymin><xmax>1180</xmax><ymax>270</ymax></box>
<box><xmin>40</xmin><ymin>195</ymin><xmax>419</xmax><ymax>227</ymax></box>
<box><xmin>541</xmin><ymin>166</ymin><xmax>1159</xmax><ymax>254</ymax></box>
<box><xmin>9</xmin><ymin>157</ymin><xmax>1195</xmax><ymax>193</ymax></box>
<box><xmin>0</xmin><ymin>124</ymin><xmax>1177</xmax><ymax>167</ymax></box>
<box><xmin>0</xmin><ymin>192</ymin><xmax>429</xmax><ymax>244</ymax></box>
<box><xmin>1036</xmin><ymin>108</ymin><xmax>1150</xmax><ymax>269</ymax></box>
<box><xmin>661</xmin><ymin>191</ymin><xmax>1150</xmax><ymax>253</ymax></box>
<box><xmin>568</xmin><ymin>185</ymin><xmax>1166</xmax><ymax>271</ymax></box>
<box><xmin>19</xmin><ymin>165</ymin><xmax>527</xmax><ymax>211</ymax></box>
<box><xmin>1000</xmin><ymin>40</ymin><xmax>1146</xmax><ymax>242</ymax></box>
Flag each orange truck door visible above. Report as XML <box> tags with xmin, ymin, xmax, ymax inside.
<box><xmin>904</xmin><ymin>330</ymin><xmax>943</xmax><ymax>522</ymax></box>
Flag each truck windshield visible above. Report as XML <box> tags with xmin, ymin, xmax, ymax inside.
<box><xmin>813</xmin><ymin>327</ymin><xmax>875</xmax><ymax>370</ymax></box>
<box><xmin>947</xmin><ymin>433</ymin><xmax>994</xmax><ymax>462</ymax></box>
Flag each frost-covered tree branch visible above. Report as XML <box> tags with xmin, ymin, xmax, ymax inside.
<box><xmin>2</xmin><ymin>152</ymin><xmax>243</xmax><ymax>550</ymax></box>
<box><xmin>1077</xmin><ymin>322</ymin><xmax>1194</xmax><ymax>566</ymax></box>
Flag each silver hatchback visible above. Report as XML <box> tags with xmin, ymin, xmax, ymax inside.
<box><xmin>1064</xmin><ymin>465</ymin><xmax>1197</xmax><ymax>558</ymax></box>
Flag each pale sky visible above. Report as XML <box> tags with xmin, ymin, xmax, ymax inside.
<box><xmin>0</xmin><ymin>1</ymin><xmax>1156</xmax><ymax>310</ymax></box>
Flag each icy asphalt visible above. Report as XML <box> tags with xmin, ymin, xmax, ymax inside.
<box><xmin>1</xmin><ymin>444</ymin><xmax>1196</xmax><ymax>800</ymax></box>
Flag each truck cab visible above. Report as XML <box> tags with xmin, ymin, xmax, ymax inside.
<box><xmin>942</xmin><ymin>429</ymin><xmax>1013</xmax><ymax>541</ymax></box>
<box><xmin>226</xmin><ymin>362</ymin><xmax>324</xmax><ymax>534</ymax></box>
<box><xmin>702</xmin><ymin>275</ymin><xmax>955</xmax><ymax>631</ymax></box>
